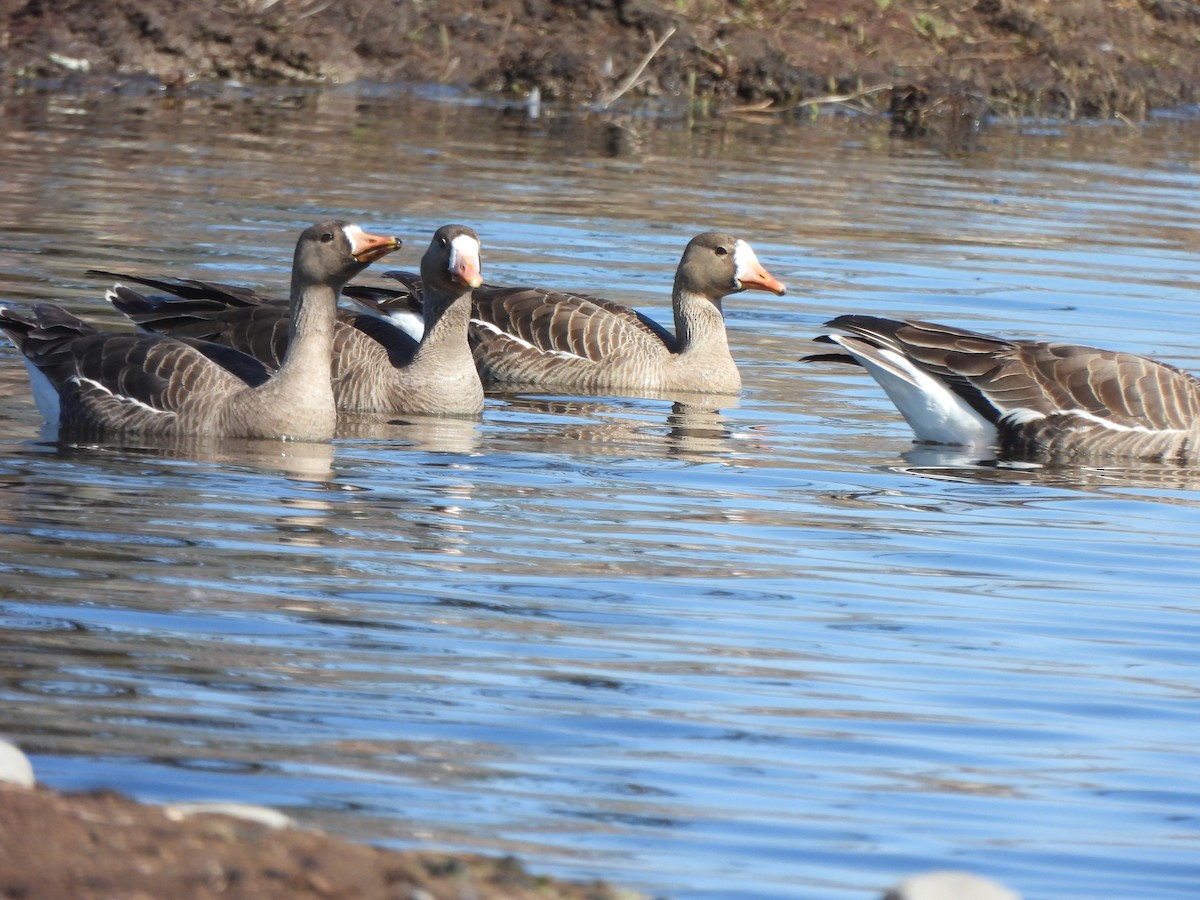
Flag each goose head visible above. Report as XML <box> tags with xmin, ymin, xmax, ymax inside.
<box><xmin>421</xmin><ymin>224</ymin><xmax>483</xmax><ymax>296</ymax></box>
<box><xmin>292</xmin><ymin>220</ymin><xmax>401</xmax><ymax>289</ymax></box>
<box><xmin>677</xmin><ymin>232</ymin><xmax>787</xmax><ymax>302</ymax></box>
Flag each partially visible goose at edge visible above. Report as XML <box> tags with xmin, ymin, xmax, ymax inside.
<box><xmin>0</xmin><ymin>221</ymin><xmax>399</xmax><ymax>441</ymax></box>
<box><xmin>344</xmin><ymin>231</ymin><xmax>787</xmax><ymax>396</ymax></box>
<box><xmin>810</xmin><ymin>315</ymin><xmax>1200</xmax><ymax>461</ymax></box>
<box><xmin>99</xmin><ymin>225</ymin><xmax>485</xmax><ymax>417</ymax></box>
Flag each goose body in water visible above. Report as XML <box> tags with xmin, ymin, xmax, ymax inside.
<box><xmin>346</xmin><ymin>231</ymin><xmax>787</xmax><ymax>396</ymax></box>
<box><xmin>0</xmin><ymin>221</ymin><xmax>399</xmax><ymax>440</ymax></box>
<box><xmin>812</xmin><ymin>315</ymin><xmax>1200</xmax><ymax>461</ymax></box>
<box><xmin>103</xmin><ymin>225</ymin><xmax>485</xmax><ymax>417</ymax></box>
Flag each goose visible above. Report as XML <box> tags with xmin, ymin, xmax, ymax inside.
<box><xmin>810</xmin><ymin>315</ymin><xmax>1200</xmax><ymax>461</ymax></box>
<box><xmin>0</xmin><ymin>221</ymin><xmax>399</xmax><ymax>441</ymax></box>
<box><xmin>99</xmin><ymin>225</ymin><xmax>485</xmax><ymax>417</ymax></box>
<box><xmin>345</xmin><ymin>231</ymin><xmax>787</xmax><ymax>395</ymax></box>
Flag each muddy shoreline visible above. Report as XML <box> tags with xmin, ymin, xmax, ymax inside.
<box><xmin>2</xmin><ymin>0</ymin><xmax>1198</xmax><ymax>121</ymax></box>
<box><xmin>0</xmin><ymin>781</ymin><xmax>642</xmax><ymax>900</ymax></box>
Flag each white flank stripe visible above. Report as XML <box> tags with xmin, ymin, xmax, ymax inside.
<box><xmin>470</xmin><ymin>318</ymin><xmax>585</xmax><ymax>361</ymax></box>
<box><xmin>70</xmin><ymin>375</ymin><xmax>176</xmax><ymax>418</ymax></box>
<box><xmin>1046</xmin><ymin>407</ymin><xmax>1178</xmax><ymax>435</ymax></box>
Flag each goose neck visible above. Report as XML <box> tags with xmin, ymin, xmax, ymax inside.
<box><xmin>672</xmin><ymin>287</ymin><xmax>729</xmax><ymax>356</ymax></box>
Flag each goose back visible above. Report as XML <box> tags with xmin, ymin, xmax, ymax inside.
<box><xmin>467</xmin><ymin>285</ymin><xmax>682</xmax><ymax>391</ymax></box>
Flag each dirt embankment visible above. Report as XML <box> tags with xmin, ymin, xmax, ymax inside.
<box><xmin>0</xmin><ymin>782</ymin><xmax>641</xmax><ymax>900</ymax></box>
<box><xmin>1</xmin><ymin>0</ymin><xmax>1198</xmax><ymax>120</ymax></box>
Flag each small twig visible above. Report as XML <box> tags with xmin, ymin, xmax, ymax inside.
<box><xmin>722</xmin><ymin>100</ymin><xmax>776</xmax><ymax>115</ymax></box>
<box><xmin>723</xmin><ymin>84</ymin><xmax>895</xmax><ymax>117</ymax></box>
<box><xmin>796</xmin><ymin>83</ymin><xmax>895</xmax><ymax>109</ymax></box>
<box><xmin>600</xmin><ymin>26</ymin><xmax>677</xmax><ymax>108</ymax></box>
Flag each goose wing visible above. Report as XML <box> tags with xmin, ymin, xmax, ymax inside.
<box><xmin>87</xmin><ymin>270</ymin><xmax>270</xmax><ymax>308</ymax></box>
<box><xmin>103</xmin><ymin>274</ymin><xmax>418</xmax><ymax>372</ymax></box>
<box><xmin>352</xmin><ymin>271</ymin><xmax>675</xmax><ymax>365</ymax></box>
<box><xmin>107</xmin><ymin>284</ymin><xmax>294</xmax><ymax>369</ymax></box>
<box><xmin>1002</xmin><ymin>339</ymin><xmax>1200</xmax><ymax>431</ymax></box>
<box><xmin>470</xmin><ymin>286</ymin><xmax>677</xmax><ymax>361</ymax></box>
<box><xmin>4</xmin><ymin>303</ymin><xmax>253</xmax><ymax>433</ymax></box>
<box><xmin>341</xmin><ymin>279</ymin><xmax>425</xmax><ymax>345</ymax></box>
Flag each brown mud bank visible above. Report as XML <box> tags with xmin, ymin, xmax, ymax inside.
<box><xmin>0</xmin><ymin>782</ymin><xmax>642</xmax><ymax>900</ymax></box>
<box><xmin>1</xmin><ymin>0</ymin><xmax>1198</xmax><ymax>122</ymax></box>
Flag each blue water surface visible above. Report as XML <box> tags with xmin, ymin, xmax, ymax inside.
<box><xmin>0</xmin><ymin>87</ymin><xmax>1198</xmax><ymax>898</ymax></box>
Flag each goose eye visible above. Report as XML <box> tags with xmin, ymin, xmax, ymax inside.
<box><xmin>715</xmin><ymin>245</ymin><xmax>729</xmax><ymax>256</ymax></box>
<box><xmin>320</xmin><ymin>232</ymin><xmax>335</xmax><ymax>243</ymax></box>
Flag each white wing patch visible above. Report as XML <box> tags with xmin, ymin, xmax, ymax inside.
<box><xmin>382</xmin><ymin>308</ymin><xmax>426</xmax><ymax>343</ymax></box>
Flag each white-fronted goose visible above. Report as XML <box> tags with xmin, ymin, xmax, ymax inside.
<box><xmin>0</xmin><ymin>221</ymin><xmax>399</xmax><ymax>440</ymax></box>
<box><xmin>345</xmin><ymin>231</ymin><xmax>787</xmax><ymax>395</ymax></box>
<box><xmin>811</xmin><ymin>315</ymin><xmax>1200</xmax><ymax>461</ymax></box>
<box><xmin>100</xmin><ymin>225</ymin><xmax>485</xmax><ymax>417</ymax></box>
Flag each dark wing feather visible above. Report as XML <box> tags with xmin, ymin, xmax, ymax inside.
<box><xmin>377</xmin><ymin>270</ymin><xmax>425</xmax><ymax>304</ymax></box>
<box><xmin>87</xmin><ymin>270</ymin><xmax>270</xmax><ymax>308</ymax></box>
<box><xmin>108</xmin><ymin>280</ymin><xmax>418</xmax><ymax>374</ymax></box>
<box><xmin>174</xmin><ymin>337</ymin><xmax>272</xmax><ymax>387</ymax></box>
<box><xmin>342</xmin><ymin>312</ymin><xmax>419</xmax><ymax>366</ymax></box>
<box><xmin>109</xmin><ymin>284</ymin><xmax>294</xmax><ymax>368</ymax></box>
<box><xmin>341</xmin><ymin>283</ymin><xmax>422</xmax><ymax>318</ymax></box>
<box><xmin>1</xmin><ymin>304</ymin><xmax>55</xmax><ymax>352</ymax></box>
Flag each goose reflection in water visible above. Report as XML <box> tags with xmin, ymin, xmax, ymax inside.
<box><xmin>487</xmin><ymin>394</ymin><xmax>745</xmax><ymax>464</ymax></box>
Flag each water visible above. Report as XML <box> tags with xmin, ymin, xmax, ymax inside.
<box><xmin>1</xmin><ymin>84</ymin><xmax>1199</xmax><ymax>899</ymax></box>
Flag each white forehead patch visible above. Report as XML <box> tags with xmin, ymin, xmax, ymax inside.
<box><xmin>449</xmin><ymin>232</ymin><xmax>481</xmax><ymax>269</ymax></box>
<box><xmin>341</xmin><ymin>224</ymin><xmax>365</xmax><ymax>247</ymax></box>
<box><xmin>732</xmin><ymin>240</ymin><xmax>759</xmax><ymax>283</ymax></box>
